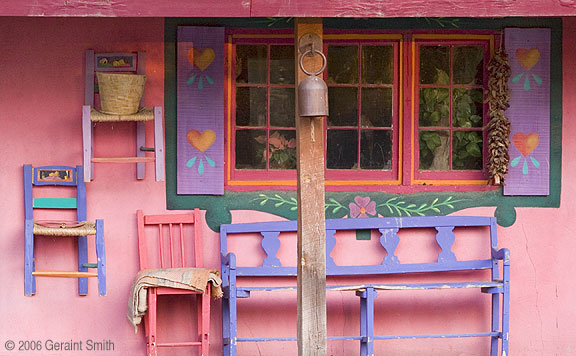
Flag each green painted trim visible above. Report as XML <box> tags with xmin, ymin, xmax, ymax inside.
<box><xmin>33</xmin><ymin>198</ymin><xmax>77</xmax><ymax>209</ymax></box>
<box><xmin>165</xmin><ymin>17</ymin><xmax>562</xmax><ymax>231</ymax></box>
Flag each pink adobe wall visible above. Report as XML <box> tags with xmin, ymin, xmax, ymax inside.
<box><xmin>0</xmin><ymin>16</ymin><xmax>574</xmax><ymax>356</ymax></box>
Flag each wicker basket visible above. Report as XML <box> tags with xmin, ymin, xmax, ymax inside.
<box><xmin>96</xmin><ymin>72</ymin><xmax>147</xmax><ymax>115</ymax></box>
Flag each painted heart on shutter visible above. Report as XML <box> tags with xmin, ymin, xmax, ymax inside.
<box><xmin>515</xmin><ymin>48</ymin><xmax>540</xmax><ymax>71</ymax></box>
<box><xmin>193</xmin><ymin>48</ymin><xmax>216</xmax><ymax>71</ymax></box>
<box><xmin>187</xmin><ymin>129</ymin><xmax>216</xmax><ymax>152</ymax></box>
<box><xmin>512</xmin><ymin>132</ymin><xmax>540</xmax><ymax>157</ymax></box>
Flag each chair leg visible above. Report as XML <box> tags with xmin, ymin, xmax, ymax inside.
<box><xmin>153</xmin><ymin>106</ymin><xmax>165</xmax><ymax>182</ymax></box>
<box><xmin>82</xmin><ymin>105</ymin><xmax>92</xmax><ymax>182</ymax></box>
<box><xmin>147</xmin><ymin>288</ymin><xmax>158</xmax><ymax>356</ymax></box>
<box><xmin>136</xmin><ymin>121</ymin><xmax>146</xmax><ymax>180</ymax></box>
<box><xmin>24</xmin><ymin>220</ymin><xmax>35</xmax><ymax>296</ymax></box>
<box><xmin>95</xmin><ymin>219</ymin><xmax>106</xmax><ymax>296</ymax></box>
<box><xmin>199</xmin><ymin>286</ymin><xmax>211</xmax><ymax>356</ymax></box>
<box><xmin>77</xmin><ymin>235</ymin><xmax>89</xmax><ymax>296</ymax></box>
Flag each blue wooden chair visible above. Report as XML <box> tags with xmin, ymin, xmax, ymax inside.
<box><xmin>24</xmin><ymin>165</ymin><xmax>106</xmax><ymax>296</ymax></box>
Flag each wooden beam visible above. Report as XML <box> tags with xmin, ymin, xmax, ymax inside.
<box><xmin>295</xmin><ymin>18</ymin><xmax>327</xmax><ymax>356</ymax></box>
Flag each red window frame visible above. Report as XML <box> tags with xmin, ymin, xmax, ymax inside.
<box><xmin>225</xmin><ymin>31</ymin><xmax>498</xmax><ymax>192</ymax></box>
<box><xmin>409</xmin><ymin>34</ymin><xmax>494</xmax><ymax>185</ymax></box>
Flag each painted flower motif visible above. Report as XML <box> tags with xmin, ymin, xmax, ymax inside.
<box><xmin>349</xmin><ymin>196</ymin><xmax>377</xmax><ymax>218</ymax></box>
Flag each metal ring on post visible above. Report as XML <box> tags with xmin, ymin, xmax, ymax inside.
<box><xmin>299</xmin><ymin>49</ymin><xmax>327</xmax><ymax>76</ymax></box>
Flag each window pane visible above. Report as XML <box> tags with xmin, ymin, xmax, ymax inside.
<box><xmin>420</xmin><ymin>46</ymin><xmax>449</xmax><ymax>85</ymax></box>
<box><xmin>236</xmin><ymin>87</ymin><xmax>267</xmax><ymax>127</ymax></box>
<box><xmin>269</xmin><ymin>130</ymin><xmax>296</xmax><ymax>170</ymax></box>
<box><xmin>236</xmin><ymin>45</ymin><xmax>267</xmax><ymax>84</ymax></box>
<box><xmin>327</xmin><ymin>45</ymin><xmax>358</xmax><ymax>84</ymax></box>
<box><xmin>452</xmin><ymin>130</ymin><xmax>483</xmax><ymax>170</ymax></box>
<box><xmin>419</xmin><ymin>130</ymin><xmax>449</xmax><ymax>170</ymax></box>
<box><xmin>270</xmin><ymin>88</ymin><xmax>295</xmax><ymax>127</ymax></box>
<box><xmin>327</xmin><ymin>130</ymin><xmax>358</xmax><ymax>169</ymax></box>
<box><xmin>362</xmin><ymin>45</ymin><xmax>393</xmax><ymax>85</ymax></box>
<box><xmin>328</xmin><ymin>87</ymin><xmax>358</xmax><ymax>127</ymax></box>
<box><xmin>270</xmin><ymin>45</ymin><xmax>295</xmax><ymax>84</ymax></box>
<box><xmin>235</xmin><ymin>129</ymin><xmax>266</xmax><ymax>169</ymax></box>
<box><xmin>453</xmin><ymin>46</ymin><xmax>484</xmax><ymax>85</ymax></box>
<box><xmin>361</xmin><ymin>88</ymin><xmax>392</xmax><ymax>128</ymax></box>
<box><xmin>361</xmin><ymin>130</ymin><xmax>392</xmax><ymax>170</ymax></box>
<box><xmin>453</xmin><ymin>88</ymin><xmax>483</xmax><ymax>128</ymax></box>
<box><xmin>419</xmin><ymin>88</ymin><xmax>449</xmax><ymax>127</ymax></box>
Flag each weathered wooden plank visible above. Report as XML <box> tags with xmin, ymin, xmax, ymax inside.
<box><xmin>251</xmin><ymin>0</ymin><xmax>576</xmax><ymax>17</ymax></box>
<box><xmin>3</xmin><ymin>0</ymin><xmax>575</xmax><ymax>17</ymax></box>
<box><xmin>0</xmin><ymin>0</ymin><xmax>250</xmax><ymax>17</ymax></box>
<box><xmin>295</xmin><ymin>18</ymin><xmax>327</xmax><ymax>356</ymax></box>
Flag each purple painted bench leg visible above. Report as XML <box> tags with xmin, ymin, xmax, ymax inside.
<box><xmin>358</xmin><ymin>287</ymin><xmax>376</xmax><ymax>356</ymax></box>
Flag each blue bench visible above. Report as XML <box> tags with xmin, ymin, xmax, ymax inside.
<box><xmin>220</xmin><ymin>216</ymin><xmax>510</xmax><ymax>356</ymax></box>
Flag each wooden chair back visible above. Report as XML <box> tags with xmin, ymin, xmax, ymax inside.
<box><xmin>85</xmin><ymin>50</ymin><xmax>146</xmax><ymax>110</ymax></box>
<box><xmin>24</xmin><ymin>165</ymin><xmax>86</xmax><ymax>223</ymax></box>
<box><xmin>136</xmin><ymin>209</ymin><xmax>203</xmax><ymax>270</ymax></box>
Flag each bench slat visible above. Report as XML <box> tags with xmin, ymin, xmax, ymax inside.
<box><xmin>236</xmin><ymin>281</ymin><xmax>502</xmax><ymax>294</ymax></box>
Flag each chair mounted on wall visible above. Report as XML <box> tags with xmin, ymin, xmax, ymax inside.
<box><xmin>82</xmin><ymin>50</ymin><xmax>164</xmax><ymax>182</ymax></box>
<box><xmin>24</xmin><ymin>165</ymin><xmax>106</xmax><ymax>296</ymax></box>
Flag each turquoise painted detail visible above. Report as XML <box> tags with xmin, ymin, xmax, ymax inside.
<box><xmin>205</xmin><ymin>75</ymin><xmax>214</xmax><ymax>85</ymax></box>
<box><xmin>532</xmin><ymin>74</ymin><xmax>543</xmax><ymax>85</ymax></box>
<box><xmin>206</xmin><ymin>156</ymin><xmax>215</xmax><ymax>167</ymax></box>
<box><xmin>198</xmin><ymin>158</ymin><xmax>204</xmax><ymax>174</ymax></box>
<box><xmin>186</xmin><ymin>157</ymin><xmax>197</xmax><ymax>167</ymax></box>
<box><xmin>198</xmin><ymin>76</ymin><xmax>204</xmax><ymax>89</ymax></box>
<box><xmin>522</xmin><ymin>158</ymin><xmax>529</xmax><ymax>174</ymax></box>
<box><xmin>511</xmin><ymin>73</ymin><xmax>523</xmax><ymax>83</ymax></box>
<box><xmin>530</xmin><ymin>156</ymin><xmax>540</xmax><ymax>168</ymax></box>
<box><xmin>34</xmin><ymin>198</ymin><xmax>77</xmax><ymax>209</ymax></box>
<box><xmin>510</xmin><ymin>156</ymin><xmax>522</xmax><ymax>167</ymax></box>
<box><xmin>187</xmin><ymin>74</ymin><xmax>197</xmax><ymax>85</ymax></box>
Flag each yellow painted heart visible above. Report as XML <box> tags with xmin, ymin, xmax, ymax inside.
<box><xmin>516</xmin><ymin>48</ymin><xmax>540</xmax><ymax>71</ymax></box>
<box><xmin>187</xmin><ymin>129</ymin><xmax>216</xmax><ymax>152</ymax></box>
<box><xmin>512</xmin><ymin>132</ymin><xmax>539</xmax><ymax>157</ymax></box>
<box><xmin>193</xmin><ymin>48</ymin><xmax>215</xmax><ymax>71</ymax></box>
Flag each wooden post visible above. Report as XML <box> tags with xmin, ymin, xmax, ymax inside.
<box><xmin>295</xmin><ymin>18</ymin><xmax>327</xmax><ymax>356</ymax></box>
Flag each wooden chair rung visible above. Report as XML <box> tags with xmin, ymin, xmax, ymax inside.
<box><xmin>33</xmin><ymin>271</ymin><xmax>98</xmax><ymax>278</ymax></box>
<box><xmin>91</xmin><ymin>157</ymin><xmax>155</xmax><ymax>163</ymax></box>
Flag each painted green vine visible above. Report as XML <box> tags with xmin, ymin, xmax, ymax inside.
<box><xmin>253</xmin><ymin>194</ymin><xmax>466</xmax><ymax>218</ymax></box>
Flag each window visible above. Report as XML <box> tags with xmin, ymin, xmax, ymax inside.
<box><xmin>226</xmin><ymin>32</ymin><xmax>495</xmax><ymax>190</ymax></box>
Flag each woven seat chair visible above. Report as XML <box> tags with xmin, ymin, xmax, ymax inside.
<box><xmin>24</xmin><ymin>165</ymin><xmax>106</xmax><ymax>296</ymax></box>
<box><xmin>82</xmin><ymin>50</ymin><xmax>164</xmax><ymax>182</ymax></box>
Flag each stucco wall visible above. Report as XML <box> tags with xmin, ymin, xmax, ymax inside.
<box><xmin>0</xmin><ymin>16</ymin><xmax>574</xmax><ymax>356</ymax></box>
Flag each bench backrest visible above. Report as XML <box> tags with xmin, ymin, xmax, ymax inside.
<box><xmin>220</xmin><ymin>216</ymin><xmax>498</xmax><ymax>280</ymax></box>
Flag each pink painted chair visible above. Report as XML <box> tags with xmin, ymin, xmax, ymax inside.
<box><xmin>82</xmin><ymin>50</ymin><xmax>164</xmax><ymax>182</ymax></box>
<box><xmin>136</xmin><ymin>209</ymin><xmax>211</xmax><ymax>356</ymax></box>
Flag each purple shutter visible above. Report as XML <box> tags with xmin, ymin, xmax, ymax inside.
<box><xmin>503</xmin><ymin>28</ymin><xmax>550</xmax><ymax>196</ymax></box>
<box><xmin>177</xmin><ymin>26</ymin><xmax>225</xmax><ymax>195</ymax></box>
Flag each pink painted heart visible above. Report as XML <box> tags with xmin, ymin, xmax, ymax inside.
<box><xmin>187</xmin><ymin>129</ymin><xmax>216</xmax><ymax>152</ymax></box>
<box><xmin>516</xmin><ymin>48</ymin><xmax>540</xmax><ymax>71</ymax></box>
<box><xmin>512</xmin><ymin>132</ymin><xmax>540</xmax><ymax>157</ymax></box>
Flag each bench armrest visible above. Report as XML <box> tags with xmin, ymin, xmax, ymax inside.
<box><xmin>221</xmin><ymin>252</ymin><xmax>237</xmax><ymax>269</ymax></box>
<box><xmin>492</xmin><ymin>248</ymin><xmax>510</xmax><ymax>264</ymax></box>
